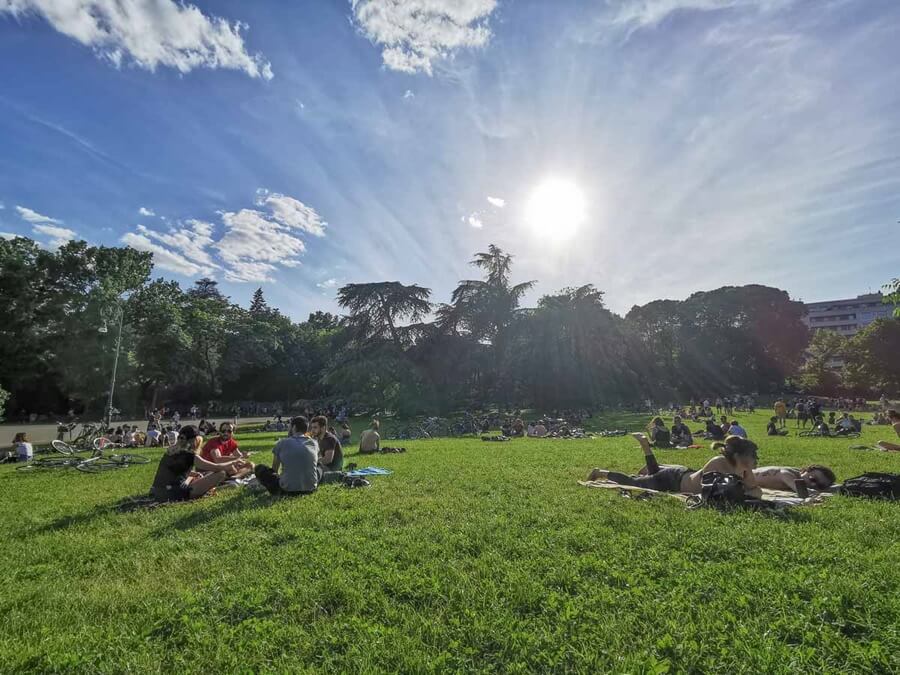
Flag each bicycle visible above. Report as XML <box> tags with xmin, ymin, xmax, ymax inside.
<box><xmin>44</xmin><ymin>440</ymin><xmax>151</xmax><ymax>473</ymax></box>
<box><xmin>798</xmin><ymin>430</ymin><xmax>860</xmax><ymax>439</ymax></box>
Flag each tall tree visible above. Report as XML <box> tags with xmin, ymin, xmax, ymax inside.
<box><xmin>337</xmin><ymin>281</ymin><xmax>432</xmax><ymax>349</ymax></box>
<box><xmin>249</xmin><ymin>288</ymin><xmax>271</xmax><ymax>316</ymax></box>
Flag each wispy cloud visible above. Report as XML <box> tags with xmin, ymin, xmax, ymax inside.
<box><xmin>32</xmin><ymin>223</ymin><xmax>76</xmax><ymax>248</ymax></box>
<box><xmin>0</xmin><ymin>232</ymin><xmax>18</xmax><ymax>240</ymax></box>
<box><xmin>486</xmin><ymin>196</ymin><xmax>505</xmax><ymax>208</ymax></box>
<box><xmin>351</xmin><ymin>0</ymin><xmax>497</xmax><ymax>75</ymax></box>
<box><xmin>121</xmin><ymin>189</ymin><xmax>327</xmax><ymax>282</ymax></box>
<box><xmin>464</xmin><ymin>212</ymin><xmax>483</xmax><ymax>229</ymax></box>
<box><xmin>138</xmin><ymin>206</ymin><xmax>155</xmax><ymax>217</ymax></box>
<box><xmin>0</xmin><ymin>0</ymin><xmax>273</xmax><ymax>79</ymax></box>
<box><xmin>317</xmin><ymin>277</ymin><xmax>340</xmax><ymax>292</ymax></box>
<box><xmin>403</xmin><ymin>89</ymin><xmax>415</xmax><ymax>99</ymax></box>
<box><xmin>16</xmin><ymin>205</ymin><xmax>62</xmax><ymax>224</ymax></box>
<box><xmin>611</xmin><ymin>0</ymin><xmax>791</xmax><ymax>29</ymax></box>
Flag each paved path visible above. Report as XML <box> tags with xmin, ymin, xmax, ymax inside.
<box><xmin>0</xmin><ymin>416</ymin><xmax>272</xmax><ymax>447</ymax></box>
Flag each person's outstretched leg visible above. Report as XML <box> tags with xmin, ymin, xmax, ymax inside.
<box><xmin>632</xmin><ymin>432</ymin><xmax>661</xmax><ymax>474</ymax></box>
<box><xmin>189</xmin><ymin>470</ymin><xmax>227</xmax><ymax>498</ymax></box>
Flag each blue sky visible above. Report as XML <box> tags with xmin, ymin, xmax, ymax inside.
<box><xmin>1</xmin><ymin>0</ymin><xmax>898</xmax><ymax>319</ymax></box>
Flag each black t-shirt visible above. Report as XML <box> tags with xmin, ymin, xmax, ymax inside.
<box><xmin>152</xmin><ymin>450</ymin><xmax>195</xmax><ymax>491</ymax></box>
<box><xmin>318</xmin><ymin>432</ymin><xmax>343</xmax><ymax>471</ymax></box>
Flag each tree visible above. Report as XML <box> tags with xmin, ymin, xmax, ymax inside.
<box><xmin>844</xmin><ymin>319</ymin><xmax>900</xmax><ymax>395</ymax></box>
<box><xmin>0</xmin><ymin>384</ymin><xmax>8</xmax><ymax>421</ymax></box>
<box><xmin>337</xmin><ymin>282</ymin><xmax>432</xmax><ymax>349</ymax></box>
<box><xmin>798</xmin><ymin>329</ymin><xmax>846</xmax><ymax>395</ymax></box>
<box><xmin>249</xmin><ymin>288</ymin><xmax>271</xmax><ymax>316</ymax></box>
<box><xmin>883</xmin><ymin>278</ymin><xmax>900</xmax><ymax>318</ymax></box>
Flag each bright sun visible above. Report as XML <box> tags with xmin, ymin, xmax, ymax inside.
<box><xmin>524</xmin><ymin>178</ymin><xmax>587</xmax><ymax>240</ymax></box>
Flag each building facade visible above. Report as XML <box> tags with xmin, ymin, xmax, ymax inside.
<box><xmin>803</xmin><ymin>292</ymin><xmax>894</xmax><ymax>337</ymax></box>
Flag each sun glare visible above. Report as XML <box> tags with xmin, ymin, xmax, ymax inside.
<box><xmin>525</xmin><ymin>178</ymin><xmax>587</xmax><ymax>240</ymax></box>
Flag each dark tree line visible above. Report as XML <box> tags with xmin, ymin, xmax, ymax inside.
<box><xmin>0</xmin><ymin>235</ymin><xmax>894</xmax><ymax>420</ymax></box>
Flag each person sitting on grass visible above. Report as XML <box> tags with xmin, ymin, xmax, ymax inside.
<box><xmin>670</xmin><ymin>416</ymin><xmax>693</xmax><ymax>446</ymax></box>
<box><xmin>876</xmin><ymin>409</ymin><xmax>900</xmax><ymax>451</ymax></box>
<box><xmin>586</xmin><ymin>433</ymin><xmax>761</xmax><ymax>497</ymax></box>
<box><xmin>766</xmin><ymin>417</ymin><xmax>788</xmax><ymax>436</ymax></box>
<box><xmin>149</xmin><ymin>425</ymin><xmax>241</xmax><ymax>502</ymax></box>
<box><xmin>704</xmin><ymin>419</ymin><xmax>725</xmax><ymax>440</ymax></box>
<box><xmin>254</xmin><ymin>416</ymin><xmax>344</xmax><ymax>496</ymax></box>
<box><xmin>199</xmin><ymin>422</ymin><xmax>253</xmax><ymax>478</ymax></box>
<box><xmin>529</xmin><ymin>420</ymin><xmax>548</xmax><ymax>437</ymax></box>
<box><xmin>340</xmin><ymin>421</ymin><xmax>352</xmax><ymax>445</ymax></box>
<box><xmin>720</xmin><ymin>415</ymin><xmax>730</xmax><ymax>435</ymax></box>
<box><xmin>310</xmin><ymin>415</ymin><xmax>344</xmax><ymax>472</ymax></box>
<box><xmin>647</xmin><ymin>417</ymin><xmax>671</xmax><ymax>447</ymax></box>
<box><xmin>834</xmin><ymin>413</ymin><xmax>854</xmax><ymax>436</ymax></box>
<box><xmin>813</xmin><ymin>415</ymin><xmax>830</xmax><ymax>436</ymax></box>
<box><xmin>727</xmin><ymin>420</ymin><xmax>748</xmax><ymax>439</ymax></box>
<box><xmin>13</xmin><ymin>432</ymin><xmax>33</xmax><ymax>462</ymax></box>
<box><xmin>512</xmin><ymin>418</ymin><xmax>525</xmax><ymax>437</ymax></box>
<box><xmin>752</xmin><ymin>464</ymin><xmax>836</xmax><ymax>493</ymax></box>
<box><xmin>359</xmin><ymin>419</ymin><xmax>381</xmax><ymax>454</ymax></box>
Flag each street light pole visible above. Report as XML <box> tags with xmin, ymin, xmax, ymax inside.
<box><xmin>104</xmin><ymin>305</ymin><xmax>124</xmax><ymax>430</ymax></box>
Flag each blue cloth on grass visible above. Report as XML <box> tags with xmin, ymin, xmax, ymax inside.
<box><xmin>346</xmin><ymin>467</ymin><xmax>393</xmax><ymax>477</ymax></box>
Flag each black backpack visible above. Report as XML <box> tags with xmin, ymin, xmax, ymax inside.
<box><xmin>839</xmin><ymin>473</ymin><xmax>900</xmax><ymax>500</ymax></box>
<box><xmin>696</xmin><ymin>472</ymin><xmax>746</xmax><ymax>507</ymax></box>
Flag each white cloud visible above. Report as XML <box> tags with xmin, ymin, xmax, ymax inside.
<box><xmin>1</xmin><ymin>232</ymin><xmax>18</xmax><ymax>240</ymax></box>
<box><xmin>120</xmin><ymin>231</ymin><xmax>204</xmax><ymax>276</ymax></box>
<box><xmin>255</xmin><ymin>189</ymin><xmax>326</xmax><ymax>237</ymax></box>
<box><xmin>138</xmin><ymin>206</ymin><xmax>155</xmax><ymax>216</ymax></box>
<box><xmin>134</xmin><ymin>219</ymin><xmax>217</xmax><ymax>269</ymax></box>
<box><xmin>486</xmin><ymin>196</ymin><xmax>505</xmax><ymax>208</ymax></box>
<box><xmin>32</xmin><ymin>223</ymin><xmax>77</xmax><ymax>248</ymax></box>
<box><xmin>351</xmin><ymin>0</ymin><xmax>497</xmax><ymax>75</ymax></box>
<box><xmin>16</xmin><ymin>205</ymin><xmax>62</xmax><ymax>224</ymax></box>
<box><xmin>317</xmin><ymin>278</ymin><xmax>340</xmax><ymax>290</ymax></box>
<box><xmin>215</xmin><ymin>209</ymin><xmax>307</xmax><ymax>282</ymax></box>
<box><xmin>121</xmin><ymin>189</ymin><xmax>326</xmax><ymax>281</ymax></box>
<box><xmin>612</xmin><ymin>0</ymin><xmax>789</xmax><ymax>28</ymax></box>
<box><xmin>0</xmin><ymin>0</ymin><xmax>273</xmax><ymax>79</ymax></box>
<box><xmin>465</xmin><ymin>212</ymin><xmax>483</xmax><ymax>228</ymax></box>
<box><xmin>403</xmin><ymin>89</ymin><xmax>415</xmax><ymax>99</ymax></box>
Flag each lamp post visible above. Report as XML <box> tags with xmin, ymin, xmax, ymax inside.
<box><xmin>99</xmin><ymin>303</ymin><xmax>125</xmax><ymax>430</ymax></box>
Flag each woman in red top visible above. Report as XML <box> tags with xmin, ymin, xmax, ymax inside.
<box><xmin>200</xmin><ymin>422</ymin><xmax>253</xmax><ymax>478</ymax></box>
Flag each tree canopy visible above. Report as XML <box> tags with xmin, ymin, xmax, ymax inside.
<box><xmin>0</xmin><ymin>234</ymin><xmax>894</xmax><ymax>419</ymax></box>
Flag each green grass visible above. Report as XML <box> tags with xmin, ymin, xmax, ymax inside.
<box><xmin>1</xmin><ymin>411</ymin><xmax>899</xmax><ymax>673</ymax></box>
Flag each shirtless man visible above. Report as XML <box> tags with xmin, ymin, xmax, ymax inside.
<box><xmin>753</xmin><ymin>465</ymin><xmax>836</xmax><ymax>493</ymax></box>
<box><xmin>877</xmin><ymin>409</ymin><xmax>900</xmax><ymax>451</ymax></box>
<box><xmin>586</xmin><ymin>432</ymin><xmax>761</xmax><ymax>497</ymax></box>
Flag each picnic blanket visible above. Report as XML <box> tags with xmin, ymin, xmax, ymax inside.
<box><xmin>577</xmin><ymin>480</ymin><xmax>831</xmax><ymax>507</ymax></box>
<box><xmin>346</xmin><ymin>466</ymin><xmax>393</xmax><ymax>477</ymax></box>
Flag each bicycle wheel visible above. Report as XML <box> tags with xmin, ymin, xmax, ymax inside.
<box><xmin>109</xmin><ymin>454</ymin><xmax>151</xmax><ymax>465</ymax></box>
<box><xmin>76</xmin><ymin>458</ymin><xmax>123</xmax><ymax>473</ymax></box>
<box><xmin>17</xmin><ymin>458</ymin><xmax>79</xmax><ymax>471</ymax></box>
<box><xmin>51</xmin><ymin>440</ymin><xmax>77</xmax><ymax>455</ymax></box>
<box><xmin>798</xmin><ymin>431</ymin><xmax>817</xmax><ymax>438</ymax></box>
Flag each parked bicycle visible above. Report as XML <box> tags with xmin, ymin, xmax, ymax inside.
<box><xmin>17</xmin><ymin>440</ymin><xmax>150</xmax><ymax>473</ymax></box>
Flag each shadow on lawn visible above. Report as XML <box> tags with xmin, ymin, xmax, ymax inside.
<box><xmin>25</xmin><ymin>489</ymin><xmax>271</xmax><ymax>537</ymax></box>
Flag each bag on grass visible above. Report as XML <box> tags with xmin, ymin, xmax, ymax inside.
<box><xmin>698</xmin><ymin>472</ymin><xmax>746</xmax><ymax>507</ymax></box>
<box><xmin>839</xmin><ymin>473</ymin><xmax>900</xmax><ymax>500</ymax></box>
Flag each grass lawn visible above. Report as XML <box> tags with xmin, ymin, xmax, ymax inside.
<box><xmin>2</xmin><ymin>411</ymin><xmax>899</xmax><ymax>673</ymax></box>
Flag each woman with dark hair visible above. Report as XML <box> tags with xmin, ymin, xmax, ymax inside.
<box><xmin>586</xmin><ymin>433</ymin><xmax>761</xmax><ymax>496</ymax></box>
<box><xmin>150</xmin><ymin>425</ymin><xmax>243</xmax><ymax>502</ymax></box>
<box><xmin>646</xmin><ymin>417</ymin><xmax>671</xmax><ymax>448</ymax></box>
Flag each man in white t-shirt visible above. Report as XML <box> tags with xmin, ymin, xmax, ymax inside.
<box><xmin>146</xmin><ymin>426</ymin><xmax>162</xmax><ymax>447</ymax></box>
<box><xmin>164</xmin><ymin>427</ymin><xmax>178</xmax><ymax>446</ymax></box>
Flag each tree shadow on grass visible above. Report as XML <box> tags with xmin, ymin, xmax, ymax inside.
<box><xmin>24</xmin><ymin>489</ymin><xmax>271</xmax><ymax>538</ymax></box>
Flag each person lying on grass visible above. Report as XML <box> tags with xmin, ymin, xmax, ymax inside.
<box><xmin>877</xmin><ymin>409</ymin><xmax>900</xmax><ymax>451</ymax></box>
<box><xmin>752</xmin><ymin>465</ymin><xmax>836</xmax><ymax>493</ymax></box>
<box><xmin>150</xmin><ymin>425</ymin><xmax>244</xmax><ymax>502</ymax></box>
<box><xmin>199</xmin><ymin>422</ymin><xmax>253</xmax><ymax>479</ymax></box>
<box><xmin>586</xmin><ymin>432</ymin><xmax>761</xmax><ymax>497</ymax></box>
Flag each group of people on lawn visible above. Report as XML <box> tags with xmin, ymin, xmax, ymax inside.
<box><xmin>588</xmin><ymin>408</ymin><xmax>900</xmax><ymax>496</ymax></box>
<box><xmin>149</xmin><ymin>416</ymin><xmax>382</xmax><ymax>502</ymax></box>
